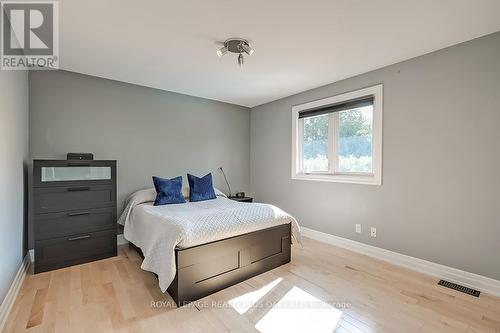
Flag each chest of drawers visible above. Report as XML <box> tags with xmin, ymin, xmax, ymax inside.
<box><xmin>33</xmin><ymin>160</ymin><xmax>117</xmax><ymax>273</ymax></box>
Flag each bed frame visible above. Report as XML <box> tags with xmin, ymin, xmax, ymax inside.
<box><xmin>130</xmin><ymin>223</ymin><xmax>291</xmax><ymax>306</ymax></box>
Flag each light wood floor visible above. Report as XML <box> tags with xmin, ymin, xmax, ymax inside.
<box><xmin>3</xmin><ymin>237</ymin><xmax>500</xmax><ymax>333</ymax></box>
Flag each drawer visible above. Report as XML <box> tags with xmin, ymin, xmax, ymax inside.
<box><xmin>33</xmin><ymin>160</ymin><xmax>116</xmax><ymax>187</ymax></box>
<box><xmin>34</xmin><ymin>185</ymin><xmax>115</xmax><ymax>214</ymax></box>
<box><xmin>35</xmin><ymin>207</ymin><xmax>116</xmax><ymax>241</ymax></box>
<box><xmin>35</xmin><ymin>229</ymin><xmax>117</xmax><ymax>273</ymax></box>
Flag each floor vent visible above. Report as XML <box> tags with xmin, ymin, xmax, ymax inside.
<box><xmin>438</xmin><ymin>280</ymin><xmax>480</xmax><ymax>297</ymax></box>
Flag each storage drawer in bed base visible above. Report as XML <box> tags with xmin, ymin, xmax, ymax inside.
<box><xmin>131</xmin><ymin>223</ymin><xmax>292</xmax><ymax>306</ymax></box>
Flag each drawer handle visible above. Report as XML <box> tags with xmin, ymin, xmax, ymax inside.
<box><xmin>67</xmin><ymin>211</ymin><xmax>90</xmax><ymax>217</ymax></box>
<box><xmin>67</xmin><ymin>186</ymin><xmax>90</xmax><ymax>191</ymax></box>
<box><xmin>68</xmin><ymin>235</ymin><xmax>91</xmax><ymax>241</ymax></box>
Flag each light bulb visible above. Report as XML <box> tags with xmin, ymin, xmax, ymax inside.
<box><xmin>240</xmin><ymin>43</ymin><xmax>254</xmax><ymax>56</ymax></box>
<box><xmin>217</xmin><ymin>46</ymin><xmax>228</xmax><ymax>57</ymax></box>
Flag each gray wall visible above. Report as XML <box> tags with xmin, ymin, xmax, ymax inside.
<box><xmin>30</xmin><ymin>70</ymin><xmax>250</xmax><ymax>246</ymax></box>
<box><xmin>0</xmin><ymin>71</ymin><xmax>29</xmax><ymax>302</ymax></box>
<box><xmin>250</xmin><ymin>32</ymin><xmax>500</xmax><ymax>280</ymax></box>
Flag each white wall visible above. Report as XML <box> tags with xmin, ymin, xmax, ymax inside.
<box><xmin>0</xmin><ymin>70</ymin><xmax>29</xmax><ymax>301</ymax></box>
<box><xmin>250</xmin><ymin>32</ymin><xmax>500</xmax><ymax>280</ymax></box>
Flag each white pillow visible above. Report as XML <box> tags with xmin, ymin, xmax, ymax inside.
<box><xmin>214</xmin><ymin>188</ymin><xmax>228</xmax><ymax>198</ymax></box>
<box><xmin>182</xmin><ymin>187</ymin><xmax>190</xmax><ymax>199</ymax></box>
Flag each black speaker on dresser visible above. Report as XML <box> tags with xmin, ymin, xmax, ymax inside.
<box><xmin>33</xmin><ymin>159</ymin><xmax>117</xmax><ymax>273</ymax></box>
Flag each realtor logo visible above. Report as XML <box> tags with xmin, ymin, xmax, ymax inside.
<box><xmin>1</xmin><ymin>0</ymin><xmax>58</xmax><ymax>70</ymax></box>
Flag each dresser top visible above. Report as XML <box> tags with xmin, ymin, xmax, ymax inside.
<box><xmin>33</xmin><ymin>159</ymin><xmax>116</xmax><ymax>162</ymax></box>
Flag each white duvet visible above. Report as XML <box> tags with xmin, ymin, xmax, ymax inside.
<box><xmin>118</xmin><ymin>189</ymin><xmax>301</xmax><ymax>292</ymax></box>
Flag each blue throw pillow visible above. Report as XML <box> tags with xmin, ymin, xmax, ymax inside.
<box><xmin>152</xmin><ymin>176</ymin><xmax>186</xmax><ymax>206</ymax></box>
<box><xmin>188</xmin><ymin>173</ymin><xmax>216</xmax><ymax>202</ymax></box>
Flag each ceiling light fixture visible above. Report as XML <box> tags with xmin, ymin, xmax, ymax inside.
<box><xmin>217</xmin><ymin>38</ymin><xmax>254</xmax><ymax>66</ymax></box>
<box><xmin>216</xmin><ymin>46</ymin><xmax>228</xmax><ymax>57</ymax></box>
<box><xmin>239</xmin><ymin>42</ymin><xmax>254</xmax><ymax>56</ymax></box>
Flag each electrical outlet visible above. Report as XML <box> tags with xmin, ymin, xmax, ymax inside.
<box><xmin>355</xmin><ymin>224</ymin><xmax>362</xmax><ymax>233</ymax></box>
<box><xmin>370</xmin><ymin>227</ymin><xmax>377</xmax><ymax>237</ymax></box>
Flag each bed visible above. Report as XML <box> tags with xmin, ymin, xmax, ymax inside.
<box><xmin>118</xmin><ymin>188</ymin><xmax>301</xmax><ymax>306</ymax></box>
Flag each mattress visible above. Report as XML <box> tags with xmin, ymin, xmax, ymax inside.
<box><xmin>119</xmin><ymin>191</ymin><xmax>301</xmax><ymax>292</ymax></box>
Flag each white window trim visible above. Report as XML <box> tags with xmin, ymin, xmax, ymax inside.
<box><xmin>291</xmin><ymin>84</ymin><xmax>383</xmax><ymax>185</ymax></box>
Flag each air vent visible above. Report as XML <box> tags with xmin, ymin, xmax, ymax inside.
<box><xmin>438</xmin><ymin>280</ymin><xmax>480</xmax><ymax>297</ymax></box>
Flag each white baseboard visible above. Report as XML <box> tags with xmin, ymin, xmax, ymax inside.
<box><xmin>301</xmin><ymin>227</ymin><xmax>500</xmax><ymax>297</ymax></box>
<box><xmin>0</xmin><ymin>253</ymin><xmax>31</xmax><ymax>332</ymax></box>
<box><xmin>117</xmin><ymin>234</ymin><xmax>128</xmax><ymax>245</ymax></box>
<box><xmin>3</xmin><ymin>235</ymin><xmax>127</xmax><ymax>331</ymax></box>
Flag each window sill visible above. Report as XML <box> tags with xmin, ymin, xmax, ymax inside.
<box><xmin>292</xmin><ymin>173</ymin><xmax>381</xmax><ymax>185</ymax></box>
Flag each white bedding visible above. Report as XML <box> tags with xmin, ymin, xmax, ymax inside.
<box><xmin>118</xmin><ymin>189</ymin><xmax>301</xmax><ymax>292</ymax></box>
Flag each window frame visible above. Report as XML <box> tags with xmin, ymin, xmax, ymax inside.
<box><xmin>291</xmin><ymin>84</ymin><xmax>383</xmax><ymax>185</ymax></box>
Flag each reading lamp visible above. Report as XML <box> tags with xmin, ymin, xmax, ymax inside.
<box><xmin>218</xmin><ymin>167</ymin><xmax>232</xmax><ymax>197</ymax></box>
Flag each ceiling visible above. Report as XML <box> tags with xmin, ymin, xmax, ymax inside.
<box><xmin>59</xmin><ymin>0</ymin><xmax>500</xmax><ymax>107</ymax></box>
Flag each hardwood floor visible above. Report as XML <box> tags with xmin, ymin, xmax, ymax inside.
<box><xmin>3</xmin><ymin>237</ymin><xmax>500</xmax><ymax>333</ymax></box>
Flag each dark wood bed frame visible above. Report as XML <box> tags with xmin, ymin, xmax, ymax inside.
<box><xmin>130</xmin><ymin>223</ymin><xmax>291</xmax><ymax>306</ymax></box>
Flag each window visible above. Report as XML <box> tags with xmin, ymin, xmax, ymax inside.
<box><xmin>292</xmin><ymin>84</ymin><xmax>382</xmax><ymax>185</ymax></box>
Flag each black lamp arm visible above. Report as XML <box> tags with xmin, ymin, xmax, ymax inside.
<box><xmin>218</xmin><ymin>167</ymin><xmax>232</xmax><ymax>197</ymax></box>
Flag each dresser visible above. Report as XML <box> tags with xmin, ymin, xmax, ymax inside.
<box><xmin>33</xmin><ymin>160</ymin><xmax>117</xmax><ymax>273</ymax></box>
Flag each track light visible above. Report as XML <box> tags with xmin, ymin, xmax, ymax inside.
<box><xmin>239</xmin><ymin>42</ymin><xmax>254</xmax><ymax>56</ymax></box>
<box><xmin>216</xmin><ymin>38</ymin><xmax>254</xmax><ymax>66</ymax></box>
<box><xmin>217</xmin><ymin>46</ymin><xmax>228</xmax><ymax>57</ymax></box>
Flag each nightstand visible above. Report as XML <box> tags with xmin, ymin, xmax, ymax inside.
<box><xmin>228</xmin><ymin>196</ymin><xmax>253</xmax><ymax>203</ymax></box>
